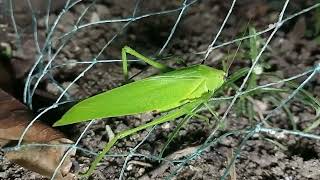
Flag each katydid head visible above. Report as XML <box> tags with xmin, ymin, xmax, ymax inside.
<box><xmin>195</xmin><ymin>65</ymin><xmax>225</xmax><ymax>92</ymax></box>
<box><xmin>205</xmin><ymin>66</ymin><xmax>226</xmax><ymax>91</ymax></box>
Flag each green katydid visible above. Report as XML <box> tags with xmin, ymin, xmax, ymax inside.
<box><xmin>53</xmin><ymin>46</ymin><xmax>225</xmax><ymax>177</ymax></box>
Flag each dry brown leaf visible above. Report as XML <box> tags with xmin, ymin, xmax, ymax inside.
<box><xmin>0</xmin><ymin>90</ymin><xmax>63</xmax><ymax>141</ymax></box>
<box><xmin>0</xmin><ymin>89</ymin><xmax>76</xmax><ymax>179</ymax></box>
<box><xmin>4</xmin><ymin>138</ymin><xmax>76</xmax><ymax>180</ymax></box>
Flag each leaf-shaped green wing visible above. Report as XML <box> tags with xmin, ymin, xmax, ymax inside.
<box><xmin>53</xmin><ymin>77</ymin><xmax>203</xmax><ymax>126</ymax></box>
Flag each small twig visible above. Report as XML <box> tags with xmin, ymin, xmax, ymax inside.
<box><xmin>128</xmin><ymin>160</ymin><xmax>153</xmax><ymax>168</ymax></box>
<box><xmin>226</xmin><ymin>148</ymin><xmax>237</xmax><ymax>180</ymax></box>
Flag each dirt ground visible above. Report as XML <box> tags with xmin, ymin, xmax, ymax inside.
<box><xmin>1</xmin><ymin>0</ymin><xmax>320</xmax><ymax>179</ymax></box>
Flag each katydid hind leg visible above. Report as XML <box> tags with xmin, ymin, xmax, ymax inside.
<box><xmin>204</xmin><ymin>102</ymin><xmax>220</xmax><ymax>122</ymax></box>
<box><xmin>159</xmin><ymin>105</ymin><xmax>211</xmax><ymax>158</ymax></box>
<box><xmin>159</xmin><ymin>115</ymin><xmax>191</xmax><ymax>158</ymax></box>
<box><xmin>186</xmin><ymin>111</ymin><xmax>210</xmax><ymax>123</ymax></box>
<box><xmin>81</xmin><ymin>137</ymin><xmax>119</xmax><ymax>177</ymax></box>
<box><xmin>121</xmin><ymin>46</ymin><xmax>172</xmax><ymax>80</ymax></box>
<box><xmin>82</xmin><ymin>102</ymin><xmax>200</xmax><ymax>177</ymax></box>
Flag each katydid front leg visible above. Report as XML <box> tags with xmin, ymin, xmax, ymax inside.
<box><xmin>121</xmin><ymin>46</ymin><xmax>173</xmax><ymax>81</ymax></box>
<box><xmin>81</xmin><ymin>100</ymin><xmax>202</xmax><ymax>177</ymax></box>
